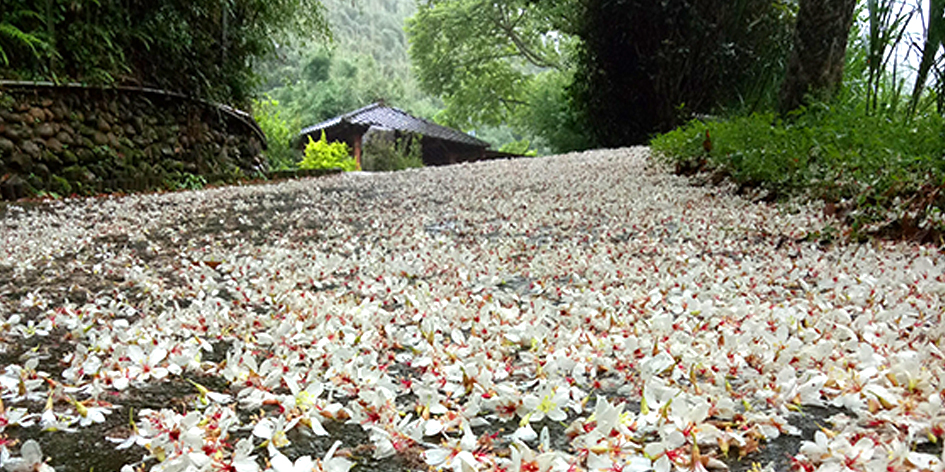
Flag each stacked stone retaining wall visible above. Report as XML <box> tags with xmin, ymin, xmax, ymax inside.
<box><xmin>0</xmin><ymin>82</ymin><xmax>267</xmax><ymax>200</ymax></box>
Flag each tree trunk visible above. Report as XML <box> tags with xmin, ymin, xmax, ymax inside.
<box><xmin>778</xmin><ymin>0</ymin><xmax>857</xmax><ymax>114</ymax></box>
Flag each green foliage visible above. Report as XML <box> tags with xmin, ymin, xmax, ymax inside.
<box><xmin>405</xmin><ymin>0</ymin><xmax>589</xmax><ymax>154</ymax></box>
<box><xmin>840</xmin><ymin>9</ymin><xmax>913</xmax><ymax>120</ymax></box>
<box><xmin>498</xmin><ymin>139</ymin><xmax>537</xmax><ymax>157</ymax></box>
<box><xmin>265</xmin><ymin>48</ymin><xmax>413</xmax><ymax>127</ymax></box>
<box><xmin>836</xmin><ymin>0</ymin><xmax>945</xmax><ymax>118</ymax></box>
<box><xmin>299</xmin><ymin>131</ymin><xmax>357</xmax><ymax>171</ymax></box>
<box><xmin>0</xmin><ymin>0</ymin><xmax>329</xmax><ymax>106</ymax></box>
<box><xmin>0</xmin><ymin>7</ymin><xmax>49</xmax><ymax>67</ymax></box>
<box><xmin>651</xmin><ymin>104</ymin><xmax>945</xmax><ymax>234</ymax></box>
<box><xmin>512</xmin><ymin>70</ymin><xmax>593</xmax><ymax>153</ymax></box>
<box><xmin>49</xmin><ymin>174</ymin><xmax>72</xmax><ymax>196</ymax></box>
<box><xmin>165</xmin><ymin>172</ymin><xmax>209</xmax><ymax>191</ymax></box>
<box><xmin>321</xmin><ymin>0</ymin><xmax>416</xmax><ymax>84</ymax></box>
<box><xmin>863</xmin><ymin>0</ymin><xmax>913</xmax><ymax>115</ymax></box>
<box><xmin>471</xmin><ymin>125</ymin><xmax>534</xmax><ymax>153</ymax></box>
<box><xmin>653</xmin><ymin>114</ymin><xmax>811</xmax><ymax>189</ymax></box>
<box><xmin>253</xmin><ymin>97</ymin><xmax>300</xmax><ymax>170</ymax></box>
<box><xmin>406</xmin><ymin>0</ymin><xmax>573</xmax><ymax>130</ymax></box>
<box><xmin>362</xmin><ymin>132</ymin><xmax>424</xmax><ymax>171</ymax></box>
<box><xmin>653</xmin><ymin>0</ymin><xmax>945</xmax><ymax>239</ymax></box>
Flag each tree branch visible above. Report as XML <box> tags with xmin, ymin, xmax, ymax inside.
<box><xmin>499</xmin><ymin>97</ymin><xmax>530</xmax><ymax>106</ymax></box>
<box><xmin>487</xmin><ymin>3</ymin><xmax>560</xmax><ymax>70</ymax></box>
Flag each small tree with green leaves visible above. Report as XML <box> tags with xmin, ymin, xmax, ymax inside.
<box><xmin>299</xmin><ymin>131</ymin><xmax>358</xmax><ymax>171</ymax></box>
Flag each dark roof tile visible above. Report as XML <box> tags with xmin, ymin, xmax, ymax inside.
<box><xmin>299</xmin><ymin>103</ymin><xmax>489</xmax><ymax>148</ymax></box>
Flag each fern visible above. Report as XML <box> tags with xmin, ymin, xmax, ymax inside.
<box><xmin>0</xmin><ymin>22</ymin><xmax>48</xmax><ymax>66</ymax></box>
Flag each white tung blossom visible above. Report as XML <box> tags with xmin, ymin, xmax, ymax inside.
<box><xmin>0</xmin><ymin>148</ymin><xmax>942</xmax><ymax>472</ymax></box>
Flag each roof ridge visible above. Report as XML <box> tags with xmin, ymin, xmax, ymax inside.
<box><xmin>342</xmin><ymin>102</ymin><xmax>383</xmax><ymax>122</ymax></box>
<box><xmin>372</xmin><ymin>104</ymin><xmax>489</xmax><ymax>146</ymax></box>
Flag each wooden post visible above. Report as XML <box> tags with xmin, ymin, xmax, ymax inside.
<box><xmin>353</xmin><ymin>134</ymin><xmax>362</xmax><ymax>170</ymax></box>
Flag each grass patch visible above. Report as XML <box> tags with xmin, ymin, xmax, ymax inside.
<box><xmin>651</xmin><ymin>105</ymin><xmax>945</xmax><ymax>241</ymax></box>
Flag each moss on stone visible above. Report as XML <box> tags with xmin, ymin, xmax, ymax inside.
<box><xmin>49</xmin><ymin>174</ymin><xmax>72</xmax><ymax>196</ymax></box>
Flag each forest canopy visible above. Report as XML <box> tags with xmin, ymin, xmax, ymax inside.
<box><xmin>0</xmin><ymin>0</ymin><xmax>329</xmax><ymax>106</ymax></box>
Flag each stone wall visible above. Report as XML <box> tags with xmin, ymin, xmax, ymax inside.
<box><xmin>0</xmin><ymin>82</ymin><xmax>267</xmax><ymax>200</ymax></box>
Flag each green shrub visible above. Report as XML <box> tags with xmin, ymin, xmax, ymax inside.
<box><xmin>299</xmin><ymin>131</ymin><xmax>358</xmax><ymax>171</ymax></box>
<box><xmin>362</xmin><ymin>131</ymin><xmax>424</xmax><ymax>171</ymax></box>
<box><xmin>653</xmin><ymin>113</ymin><xmax>815</xmax><ymax>189</ymax></box>
<box><xmin>651</xmin><ymin>105</ymin><xmax>945</xmax><ymax>235</ymax></box>
<box><xmin>253</xmin><ymin>97</ymin><xmax>300</xmax><ymax>171</ymax></box>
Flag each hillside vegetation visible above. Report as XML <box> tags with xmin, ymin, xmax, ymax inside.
<box><xmin>257</xmin><ymin>0</ymin><xmax>436</xmax><ymax>127</ymax></box>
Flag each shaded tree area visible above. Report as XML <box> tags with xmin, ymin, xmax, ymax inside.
<box><xmin>406</xmin><ymin>0</ymin><xmax>797</xmax><ymax>151</ymax></box>
<box><xmin>570</xmin><ymin>0</ymin><xmax>795</xmax><ymax>147</ymax></box>
<box><xmin>653</xmin><ymin>0</ymin><xmax>945</xmax><ymax>241</ymax></box>
<box><xmin>0</xmin><ymin>0</ymin><xmax>328</xmax><ymax>106</ymax></box>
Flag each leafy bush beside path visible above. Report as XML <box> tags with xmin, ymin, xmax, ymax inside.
<box><xmin>651</xmin><ymin>107</ymin><xmax>945</xmax><ymax>241</ymax></box>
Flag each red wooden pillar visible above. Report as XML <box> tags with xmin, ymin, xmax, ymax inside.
<box><xmin>353</xmin><ymin>134</ymin><xmax>362</xmax><ymax>170</ymax></box>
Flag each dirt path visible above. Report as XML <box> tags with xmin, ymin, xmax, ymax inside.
<box><xmin>1</xmin><ymin>148</ymin><xmax>942</xmax><ymax>472</ymax></box>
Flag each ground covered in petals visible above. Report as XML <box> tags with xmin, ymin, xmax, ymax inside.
<box><xmin>1</xmin><ymin>148</ymin><xmax>943</xmax><ymax>472</ymax></box>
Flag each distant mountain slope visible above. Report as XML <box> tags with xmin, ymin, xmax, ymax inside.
<box><xmin>323</xmin><ymin>0</ymin><xmax>416</xmax><ymax>83</ymax></box>
<box><xmin>256</xmin><ymin>0</ymin><xmax>440</xmax><ymax>128</ymax></box>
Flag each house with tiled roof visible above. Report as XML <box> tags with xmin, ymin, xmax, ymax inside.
<box><xmin>296</xmin><ymin>102</ymin><xmax>493</xmax><ymax>167</ymax></box>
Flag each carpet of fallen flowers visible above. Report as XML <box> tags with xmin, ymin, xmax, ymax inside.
<box><xmin>1</xmin><ymin>147</ymin><xmax>944</xmax><ymax>472</ymax></box>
